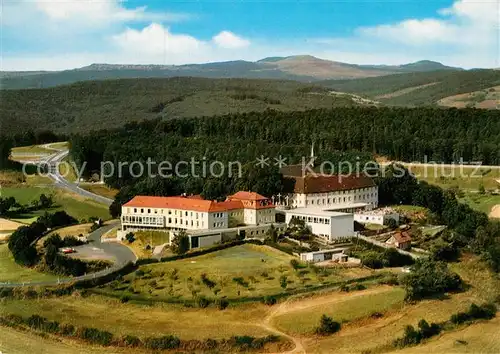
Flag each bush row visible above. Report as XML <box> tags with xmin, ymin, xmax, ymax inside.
<box><xmin>393</xmin><ymin>303</ymin><xmax>497</xmax><ymax>348</ymax></box>
<box><xmin>0</xmin><ymin>313</ymin><xmax>282</xmax><ymax>351</ymax></box>
<box><xmin>0</xmin><ymin>263</ymin><xmax>137</xmax><ymax>300</ymax></box>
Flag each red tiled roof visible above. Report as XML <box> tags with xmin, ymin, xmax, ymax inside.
<box><xmin>285</xmin><ymin>174</ymin><xmax>376</xmax><ymax>194</ymax></box>
<box><xmin>123</xmin><ymin>192</ymin><xmax>273</xmax><ymax>212</ymax></box>
<box><xmin>393</xmin><ymin>231</ymin><xmax>412</xmax><ymax>243</ymax></box>
<box><xmin>228</xmin><ymin>191</ymin><xmax>268</xmax><ymax>201</ymax></box>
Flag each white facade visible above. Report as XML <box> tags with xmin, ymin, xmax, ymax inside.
<box><xmin>354</xmin><ymin>208</ymin><xmax>400</xmax><ymax>226</ymax></box>
<box><xmin>288</xmin><ymin>186</ymin><xmax>378</xmax><ymax>210</ymax></box>
<box><xmin>285</xmin><ymin>208</ymin><xmax>354</xmax><ymax>241</ymax></box>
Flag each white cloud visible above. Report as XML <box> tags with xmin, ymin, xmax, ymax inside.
<box><xmin>1</xmin><ymin>0</ymin><xmax>497</xmax><ymax>70</ymax></box>
<box><xmin>358</xmin><ymin>0</ymin><xmax>498</xmax><ymax>47</ymax></box>
<box><xmin>212</xmin><ymin>31</ymin><xmax>251</xmax><ymax>49</ymax></box>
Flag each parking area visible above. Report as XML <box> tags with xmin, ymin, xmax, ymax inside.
<box><xmin>66</xmin><ymin>244</ymin><xmax>117</xmax><ymax>262</ymax></box>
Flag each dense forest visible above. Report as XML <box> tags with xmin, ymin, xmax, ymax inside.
<box><xmin>67</xmin><ymin>106</ymin><xmax>500</xmax><ymax>215</ymax></box>
<box><xmin>0</xmin><ymin>77</ymin><xmax>353</xmax><ymax>134</ymax></box>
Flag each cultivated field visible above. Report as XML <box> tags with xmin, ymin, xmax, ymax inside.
<box><xmin>101</xmin><ymin>244</ymin><xmax>375</xmax><ymax>302</ymax></box>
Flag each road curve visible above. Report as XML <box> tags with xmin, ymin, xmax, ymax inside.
<box><xmin>0</xmin><ymin>222</ymin><xmax>136</xmax><ymax>288</ymax></box>
<box><xmin>40</xmin><ymin>145</ymin><xmax>114</xmax><ymax>206</ymax></box>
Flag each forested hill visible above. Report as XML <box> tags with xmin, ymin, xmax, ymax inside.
<box><xmin>71</xmin><ymin>106</ymin><xmax>500</xmax><ymax>190</ymax></box>
<box><xmin>0</xmin><ymin>56</ymin><xmax>460</xmax><ymax>90</ymax></box>
<box><xmin>321</xmin><ymin>69</ymin><xmax>500</xmax><ymax>107</ymax></box>
<box><xmin>0</xmin><ymin>77</ymin><xmax>356</xmax><ymax>134</ymax></box>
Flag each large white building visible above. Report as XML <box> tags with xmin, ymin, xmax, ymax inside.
<box><xmin>285</xmin><ymin>208</ymin><xmax>354</xmax><ymax>241</ymax></box>
<box><xmin>120</xmin><ymin>191</ymin><xmax>283</xmax><ymax>249</ymax></box>
<box><xmin>276</xmin><ymin>162</ymin><xmax>381</xmax><ymax>241</ymax></box>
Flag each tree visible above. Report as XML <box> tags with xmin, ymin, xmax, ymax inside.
<box><xmin>279</xmin><ymin>275</ymin><xmax>288</xmax><ymax>289</ymax></box>
<box><xmin>478</xmin><ymin>184</ymin><xmax>486</xmax><ymax>195</ymax></box>
<box><xmin>171</xmin><ymin>230</ymin><xmax>190</xmax><ymax>255</ymax></box>
<box><xmin>400</xmin><ymin>258</ymin><xmax>462</xmax><ymax>300</ymax></box>
<box><xmin>266</xmin><ymin>224</ymin><xmax>279</xmax><ymax>243</ymax></box>
<box><xmin>315</xmin><ymin>315</ymin><xmax>341</xmax><ymax>335</ymax></box>
<box><xmin>39</xmin><ymin>194</ymin><xmax>53</xmax><ymax>209</ymax></box>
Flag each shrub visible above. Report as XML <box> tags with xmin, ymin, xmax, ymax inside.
<box><xmin>290</xmin><ymin>259</ymin><xmax>300</xmax><ymax>270</ymax></box>
<box><xmin>315</xmin><ymin>315</ymin><xmax>341</xmax><ymax>335</ymax></box>
<box><xmin>232</xmin><ymin>277</ymin><xmax>249</xmax><ymax>287</ymax></box>
<box><xmin>200</xmin><ymin>273</ymin><xmax>216</xmax><ymax>289</ymax></box>
<box><xmin>120</xmin><ymin>294</ymin><xmax>130</xmax><ymax>303</ymax></box>
<box><xmin>135</xmin><ymin>269</ymin><xmax>145</xmax><ymax>277</ymax></box>
<box><xmin>351</xmin><ymin>283</ymin><xmax>366</xmax><ymax>291</ymax></box>
<box><xmin>216</xmin><ymin>298</ymin><xmax>229</xmax><ymax>310</ymax></box>
<box><xmin>121</xmin><ymin>334</ymin><xmax>141</xmax><ymax>347</ymax></box>
<box><xmin>144</xmin><ymin>335</ymin><xmax>180</xmax><ymax>350</ymax></box>
<box><xmin>279</xmin><ymin>275</ymin><xmax>288</xmax><ymax>289</ymax></box>
<box><xmin>59</xmin><ymin>323</ymin><xmax>75</xmax><ymax>336</ymax></box>
<box><xmin>78</xmin><ymin>327</ymin><xmax>114</xmax><ymax>346</ymax></box>
<box><xmin>401</xmin><ymin>259</ymin><xmax>461</xmax><ymax>300</ymax></box>
<box><xmin>196</xmin><ymin>296</ymin><xmax>211</xmax><ymax>308</ymax></box>
<box><xmin>262</xmin><ymin>295</ymin><xmax>277</xmax><ymax>306</ymax></box>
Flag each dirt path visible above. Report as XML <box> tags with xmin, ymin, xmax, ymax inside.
<box><xmin>488</xmin><ymin>204</ymin><xmax>500</xmax><ymax>218</ymax></box>
<box><xmin>257</xmin><ymin>286</ymin><xmax>392</xmax><ymax>353</ymax></box>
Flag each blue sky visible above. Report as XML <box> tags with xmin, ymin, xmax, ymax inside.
<box><xmin>2</xmin><ymin>0</ymin><xmax>498</xmax><ymax>70</ymax></box>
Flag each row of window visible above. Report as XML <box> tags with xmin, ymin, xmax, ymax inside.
<box><xmin>213</xmin><ymin>222</ymin><xmax>224</xmax><ymax>228</ymax></box>
<box><xmin>122</xmin><ymin>215</ymin><xmax>163</xmax><ymax>225</ymax></box>
<box><xmin>293</xmin><ymin>215</ymin><xmax>331</xmax><ymax>225</ymax></box>
<box><xmin>131</xmin><ymin>208</ymin><xmax>205</xmax><ymax>219</ymax></box>
<box><xmin>304</xmin><ymin>193</ymin><xmax>376</xmax><ymax>206</ymax></box>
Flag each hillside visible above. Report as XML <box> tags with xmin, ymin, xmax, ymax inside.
<box><xmin>0</xmin><ymin>77</ymin><xmax>357</xmax><ymax>134</ymax></box>
<box><xmin>321</xmin><ymin>69</ymin><xmax>500</xmax><ymax>107</ymax></box>
<box><xmin>0</xmin><ymin>56</ymin><xmax>461</xmax><ymax>90</ymax></box>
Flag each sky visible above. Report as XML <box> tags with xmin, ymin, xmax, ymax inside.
<box><xmin>1</xmin><ymin>0</ymin><xmax>499</xmax><ymax>71</ymax></box>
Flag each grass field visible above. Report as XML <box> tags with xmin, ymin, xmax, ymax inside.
<box><xmin>102</xmin><ymin>244</ymin><xmax>375</xmax><ymax>302</ymax></box>
<box><xmin>406</xmin><ymin>165</ymin><xmax>500</xmax><ymax>190</ymax></box>
<box><xmin>272</xmin><ymin>286</ymin><xmax>406</xmax><ymax>335</ymax></box>
<box><xmin>0</xmin><ymin>326</ymin><xmax>139</xmax><ymax>354</ymax></box>
<box><xmin>1</xmin><ymin>187</ymin><xmax>111</xmax><ymax>223</ymax></box>
<box><xmin>80</xmin><ymin>184</ymin><xmax>119</xmax><ymax>199</ymax></box>
<box><xmin>124</xmin><ymin>230</ymin><xmax>171</xmax><ymax>258</ymax></box>
<box><xmin>11</xmin><ymin>145</ymin><xmax>54</xmax><ymax>155</ymax></box>
<box><xmin>395</xmin><ymin>317</ymin><xmax>500</xmax><ymax>354</ymax></box>
<box><xmin>0</xmin><ymin>244</ymin><xmax>59</xmax><ymax>283</ymax></box>
<box><xmin>58</xmin><ymin>156</ymin><xmax>78</xmax><ymax>182</ymax></box>
<box><xmin>458</xmin><ymin>192</ymin><xmax>500</xmax><ymax>215</ymax></box>
<box><xmin>0</xmin><ymin>295</ymin><xmax>273</xmax><ymax>340</ymax></box>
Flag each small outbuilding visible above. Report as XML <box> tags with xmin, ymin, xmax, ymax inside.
<box><xmin>386</xmin><ymin>231</ymin><xmax>412</xmax><ymax>250</ymax></box>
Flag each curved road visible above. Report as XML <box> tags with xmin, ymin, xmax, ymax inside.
<box><xmin>1</xmin><ymin>144</ymin><xmax>133</xmax><ymax>288</ymax></box>
<box><xmin>42</xmin><ymin>144</ymin><xmax>114</xmax><ymax>206</ymax></box>
<box><xmin>0</xmin><ymin>222</ymin><xmax>136</xmax><ymax>288</ymax></box>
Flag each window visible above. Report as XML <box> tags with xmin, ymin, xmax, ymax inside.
<box><xmin>141</xmin><ymin>208</ymin><xmax>144</xmax><ymax>213</ymax></box>
<box><xmin>168</xmin><ymin>218</ymin><xmax>172</xmax><ymax>223</ymax></box>
<box><xmin>185</xmin><ymin>211</ymin><xmax>188</xmax><ymax>216</ymax></box>
<box><xmin>134</xmin><ymin>208</ymin><xmax>137</xmax><ymax>213</ymax></box>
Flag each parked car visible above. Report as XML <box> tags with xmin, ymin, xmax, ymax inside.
<box><xmin>62</xmin><ymin>247</ymin><xmax>76</xmax><ymax>254</ymax></box>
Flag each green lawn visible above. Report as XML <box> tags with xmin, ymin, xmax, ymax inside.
<box><xmin>1</xmin><ymin>187</ymin><xmax>111</xmax><ymax>223</ymax></box>
<box><xmin>102</xmin><ymin>244</ymin><xmax>374</xmax><ymax>301</ymax></box>
<box><xmin>0</xmin><ymin>244</ymin><xmax>59</xmax><ymax>283</ymax></box>
<box><xmin>458</xmin><ymin>192</ymin><xmax>500</xmax><ymax>215</ymax></box>
<box><xmin>407</xmin><ymin>165</ymin><xmax>500</xmax><ymax>190</ymax></box>
<box><xmin>11</xmin><ymin>145</ymin><xmax>54</xmax><ymax>155</ymax></box>
<box><xmin>272</xmin><ymin>286</ymin><xmax>406</xmax><ymax>335</ymax></box>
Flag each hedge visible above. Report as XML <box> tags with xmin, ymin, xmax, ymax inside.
<box><xmin>0</xmin><ymin>313</ymin><xmax>285</xmax><ymax>352</ymax></box>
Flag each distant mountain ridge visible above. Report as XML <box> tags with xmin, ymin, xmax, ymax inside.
<box><xmin>0</xmin><ymin>55</ymin><xmax>462</xmax><ymax>90</ymax></box>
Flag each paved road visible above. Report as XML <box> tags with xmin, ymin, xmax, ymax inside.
<box><xmin>0</xmin><ymin>222</ymin><xmax>136</xmax><ymax>288</ymax></box>
<box><xmin>40</xmin><ymin>144</ymin><xmax>114</xmax><ymax>206</ymax></box>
